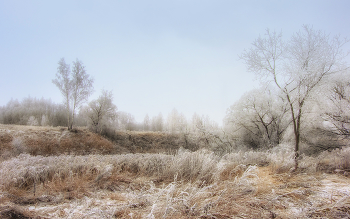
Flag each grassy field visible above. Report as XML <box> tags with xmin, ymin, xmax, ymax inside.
<box><xmin>0</xmin><ymin>125</ymin><xmax>350</xmax><ymax>218</ymax></box>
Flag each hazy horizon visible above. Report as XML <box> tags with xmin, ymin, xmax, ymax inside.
<box><xmin>1</xmin><ymin>1</ymin><xmax>350</xmax><ymax>124</ymax></box>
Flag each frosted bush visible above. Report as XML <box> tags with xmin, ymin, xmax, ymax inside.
<box><xmin>220</xmin><ymin>150</ymin><xmax>270</xmax><ymax>167</ymax></box>
<box><xmin>11</xmin><ymin>137</ymin><xmax>27</xmax><ymax>155</ymax></box>
<box><xmin>234</xmin><ymin>165</ymin><xmax>259</xmax><ymax>186</ymax></box>
<box><xmin>163</xmin><ymin>149</ymin><xmax>219</xmax><ymax>183</ymax></box>
<box><xmin>316</xmin><ymin>146</ymin><xmax>350</xmax><ymax>172</ymax></box>
<box><xmin>299</xmin><ymin>155</ymin><xmax>318</xmax><ymax>173</ymax></box>
<box><xmin>268</xmin><ymin>147</ymin><xmax>294</xmax><ymax>173</ymax></box>
<box><xmin>41</xmin><ymin>114</ymin><xmax>49</xmax><ymax>126</ymax></box>
<box><xmin>27</xmin><ymin>116</ymin><xmax>39</xmax><ymax>126</ymax></box>
<box><xmin>0</xmin><ymin>153</ymin><xmax>175</xmax><ymax>188</ymax></box>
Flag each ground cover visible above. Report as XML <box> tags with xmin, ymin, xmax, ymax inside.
<box><xmin>0</xmin><ymin>125</ymin><xmax>349</xmax><ymax>218</ymax></box>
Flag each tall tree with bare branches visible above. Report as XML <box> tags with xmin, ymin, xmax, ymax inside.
<box><xmin>52</xmin><ymin>58</ymin><xmax>72</xmax><ymax>129</ymax></box>
<box><xmin>53</xmin><ymin>58</ymin><xmax>94</xmax><ymax>130</ymax></box>
<box><xmin>241</xmin><ymin>26</ymin><xmax>349</xmax><ymax>170</ymax></box>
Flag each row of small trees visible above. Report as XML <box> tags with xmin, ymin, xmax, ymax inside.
<box><xmin>52</xmin><ymin>59</ymin><xmax>221</xmax><ymax>134</ymax></box>
<box><xmin>0</xmin><ymin>96</ymin><xmax>219</xmax><ymax>135</ymax></box>
<box><xmin>0</xmin><ymin>97</ymin><xmax>67</xmax><ymax>127</ymax></box>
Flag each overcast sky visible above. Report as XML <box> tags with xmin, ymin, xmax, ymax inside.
<box><xmin>1</xmin><ymin>1</ymin><xmax>350</xmax><ymax>125</ymax></box>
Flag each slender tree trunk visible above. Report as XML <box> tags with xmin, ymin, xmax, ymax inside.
<box><xmin>285</xmin><ymin>93</ymin><xmax>301</xmax><ymax>172</ymax></box>
<box><xmin>293</xmin><ymin>111</ymin><xmax>302</xmax><ymax>171</ymax></box>
<box><xmin>294</xmin><ymin>130</ymin><xmax>300</xmax><ymax>170</ymax></box>
<box><xmin>70</xmin><ymin>101</ymin><xmax>76</xmax><ymax>130</ymax></box>
<box><xmin>66</xmin><ymin>100</ymin><xmax>71</xmax><ymax>130</ymax></box>
<box><xmin>70</xmin><ymin>113</ymin><xmax>74</xmax><ymax>130</ymax></box>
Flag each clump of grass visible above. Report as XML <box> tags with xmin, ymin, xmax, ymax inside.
<box><xmin>11</xmin><ymin>137</ymin><xmax>27</xmax><ymax>155</ymax></box>
<box><xmin>161</xmin><ymin>149</ymin><xmax>219</xmax><ymax>184</ymax></box>
<box><xmin>316</xmin><ymin>146</ymin><xmax>350</xmax><ymax>173</ymax></box>
<box><xmin>0</xmin><ymin>133</ymin><xmax>13</xmax><ymax>160</ymax></box>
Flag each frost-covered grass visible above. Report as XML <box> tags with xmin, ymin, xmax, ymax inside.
<box><xmin>0</xmin><ymin>148</ymin><xmax>284</xmax><ymax>190</ymax></box>
<box><xmin>1</xmin><ymin>147</ymin><xmax>350</xmax><ymax>218</ymax></box>
<box><xmin>2</xmin><ymin>146</ymin><xmax>350</xmax><ymax>190</ymax></box>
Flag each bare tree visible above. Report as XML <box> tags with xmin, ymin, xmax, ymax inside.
<box><xmin>84</xmin><ymin>90</ymin><xmax>117</xmax><ymax>133</ymax></box>
<box><xmin>166</xmin><ymin>108</ymin><xmax>187</xmax><ymax>133</ymax></box>
<box><xmin>323</xmin><ymin>80</ymin><xmax>350</xmax><ymax>136</ymax></box>
<box><xmin>117</xmin><ymin>111</ymin><xmax>137</xmax><ymax>131</ymax></box>
<box><xmin>52</xmin><ymin>58</ymin><xmax>72</xmax><ymax>128</ymax></box>
<box><xmin>151</xmin><ymin>113</ymin><xmax>164</xmax><ymax>132</ymax></box>
<box><xmin>241</xmin><ymin>26</ymin><xmax>349</xmax><ymax>170</ymax></box>
<box><xmin>52</xmin><ymin>58</ymin><xmax>94</xmax><ymax>130</ymax></box>
<box><xmin>225</xmin><ymin>86</ymin><xmax>289</xmax><ymax>149</ymax></box>
<box><xmin>143</xmin><ymin>114</ymin><xmax>150</xmax><ymax>131</ymax></box>
<box><xmin>70</xmin><ymin>59</ymin><xmax>94</xmax><ymax>129</ymax></box>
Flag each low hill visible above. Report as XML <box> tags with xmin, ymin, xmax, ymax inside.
<box><xmin>0</xmin><ymin>124</ymin><xmax>126</xmax><ymax>158</ymax></box>
<box><xmin>0</xmin><ymin>124</ymin><xmax>189</xmax><ymax>159</ymax></box>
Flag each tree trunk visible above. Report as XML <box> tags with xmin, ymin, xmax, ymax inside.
<box><xmin>294</xmin><ymin>132</ymin><xmax>300</xmax><ymax>171</ymax></box>
<box><xmin>293</xmin><ymin>111</ymin><xmax>302</xmax><ymax>172</ymax></box>
<box><xmin>66</xmin><ymin>106</ymin><xmax>71</xmax><ymax>130</ymax></box>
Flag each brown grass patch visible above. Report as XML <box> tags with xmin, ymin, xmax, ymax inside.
<box><xmin>0</xmin><ymin>133</ymin><xmax>13</xmax><ymax>156</ymax></box>
<box><xmin>0</xmin><ymin>125</ymin><xmax>122</xmax><ymax>157</ymax></box>
<box><xmin>107</xmin><ymin>192</ymin><xmax>126</xmax><ymax>201</ymax></box>
<box><xmin>219</xmin><ymin>164</ymin><xmax>247</xmax><ymax>181</ymax></box>
<box><xmin>0</xmin><ymin>205</ymin><xmax>34</xmax><ymax>219</ymax></box>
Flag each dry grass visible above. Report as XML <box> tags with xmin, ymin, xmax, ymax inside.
<box><xmin>1</xmin><ymin>124</ymin><xmax>350</xmax><ymax>218</ymax></box>
<box><xmin>0</xmin><ymin>124</ymin><xmax>127</xmax><ymax>159</ymax></box>
<box><xmin>1</xmin><ymin>149</ymin><xmax>350</xmax><ymax>218</ymax></box>
<box><xmin>0</xmin><ymin>124</ymin><xmax>191</xmax><ymax>159</ymax></box>
<box><xmin>316</xmin><ymin>146</ymin><xmax>350</xmax><ymax>173</ymax></box>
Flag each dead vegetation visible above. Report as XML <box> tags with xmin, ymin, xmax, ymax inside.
<box><xmin>0</xmin><ymin>124</ymin><xmax>350</xmax><ymax>218</ymax></box>
<box><xmin>0</xmin><ymin>125</ymin><xmax>191</xmax><ymax>159</ymax></box>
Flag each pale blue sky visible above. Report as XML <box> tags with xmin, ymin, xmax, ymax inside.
<box><xmin>1</xmin><ymin>1</ymin><xmax>350</xmax><ymax>124</ymax></box>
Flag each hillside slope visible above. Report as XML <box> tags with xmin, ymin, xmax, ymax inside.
<box><xmin>0</xmin><ymin>125</ymin><xmax>190</xmax><ymax>158</ymax></box>
<box><xmin>0</xmin><ymin>124</ymin><xmax>128</xmax><ymax>158</ymax></box>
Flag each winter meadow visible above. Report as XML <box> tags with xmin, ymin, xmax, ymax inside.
<box><xmin>1</xmin><ymin>25</ymin><xmax>350</xmax><ymax>218</ymax></box>
<box><xmin>1</xmin><ymin>1</ymin><xmax>350</xmax><ymax>218</ymax></box>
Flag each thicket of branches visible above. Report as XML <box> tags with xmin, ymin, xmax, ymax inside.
<box><xmin>0</xmin><ymin>97</ymin><xmax>68</xmax><ymax>127</ymax></box>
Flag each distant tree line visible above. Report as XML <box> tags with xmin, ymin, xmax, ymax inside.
<box><xmin>0</xmin><ymin>97</ymin><xmax>67</xmax><ymax>127</ymax></box>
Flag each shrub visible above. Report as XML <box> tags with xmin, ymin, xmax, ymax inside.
<box><xmin>162</xmin><ymin>149</ymin><xmax>218</xmax><ymax>184</ymax></box>
<box><xmin>316</xmin><ymin>146</ymin><xmax>350</xmax><ymax>173</ymax></box>
<box><xmin>11</xmin><ymin>137</ymin><xmax>27</xmax><ymax>155</ymax></box>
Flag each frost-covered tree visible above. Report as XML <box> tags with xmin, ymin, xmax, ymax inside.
<box><xmin>0</xmin><ymin>97</ymin><xmax>66</xmax><ymax>126</ymax></box>
<box><xmin>70</xmin><ymin>59</ymin><xmax>94</xmax><ymax>129</ymax></box>
<box><xmin>117</xmin><ymin>111</ymin><xmax>137</xmax><ymax>131</ymax></box>
<box><xmin>0</xmin><ymin>106</ymin><xmax>3</xmax><ymax>124</ymax></box>
<box><xmin>151</xmin><ymin>113</ymin><xmax>164</xmax><ymax>132</ymax></box>
<box><xmin>166</xmin><ymin>108</ymin><xmax>187</xmax><ymax>133</ymax></box>
<box><xmin>27</xmin><ymin>116</ymin><xmax>39</xmax><ymax>126</ymax></box>
<box><xmin>52</xmin><ymin>58</ymin><xmax>72</xmax><ymax>129</ymax></box>
<box><xmin>83</xmin><ymin>90</ymin><xmax>117</xmax><ymax>133</ymax></box>
<box><xmin>41</xmin><ymin>114</ymin><xmax>49</xmax><ymax>126</ymax></box>
<box><xmin>52</xmin><ymin>58</ymin><xmax>94</xmax><ymax>130</ymax></box>
<box><xmin>241</xmin><ymin>25</ymin><xmax>349</xmax><ymax>169</ymax></box>
<box><xmin>188</xmin><ymin>113</ymin><xmax>228</xmax><ymax>152</ymax></box>
<box><xmin>143</xmin><ymin>114</ymin><xmax>150</xmax><ymax>131</ymax></box>
<box><xmin>323</xmin><ymin>80</ymin><xmax>350</xmax><ymax>136</ymax></box>
<box><xmin>225</xmin><ymin>87</ymin><xmax>289</xmax><ymax>149</ymax></box>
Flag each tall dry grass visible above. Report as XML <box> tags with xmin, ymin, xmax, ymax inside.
<box><xmin>1</xmin><ymin>146</ymin><xmax>350</xmax><ymax>218</ymax></box>
<box><xmin>3</xmin><ymin>145</ymin><xmax>348</xmax><ymax>191</ymax></box>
